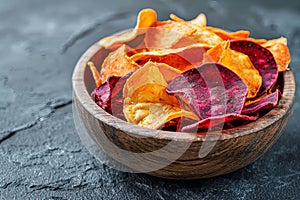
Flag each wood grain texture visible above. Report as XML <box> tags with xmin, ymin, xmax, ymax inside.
<box><xmin>72</xmin><ymin>42</ymin><xmax>296</xmax><ymax>179</ymax></box>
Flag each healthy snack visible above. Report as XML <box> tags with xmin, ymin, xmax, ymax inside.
<box><xmin>89</xmin><ymin>8</ymin><xmax>291</xmax><ymax>133</ymax></box>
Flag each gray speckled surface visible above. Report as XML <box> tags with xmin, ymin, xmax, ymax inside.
<box><xmin>0</xmin><ymin>0</ymin><xmax>299</xmax><ymax>199</ymax></box>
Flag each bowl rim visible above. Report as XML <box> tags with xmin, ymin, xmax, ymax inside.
<box><xmin>72</xmin><ymin>41</ymin><xmax>296</xmax><ymax>142</ymax></box>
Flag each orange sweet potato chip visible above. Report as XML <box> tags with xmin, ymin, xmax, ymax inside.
<box><xmin>261</xmin><ymin>37</ymin><xmax>290</xmax><ymax>72</ymax></box>
<box><xmin>100</xmin><ymin>45</ymin><xmax>139</xmax><ymax>83</ymax></box>
<box><xmin>262</xmin><ymin>37</ymin><xmax>287</xmax><ymax>46</ymax></box>
<box><xmin>130</xmin><ymin>44</ymin><xmax>207</xmax><ymax>72</ymax></box>
<box><xmin>206</xmin><ymin>26</ymin><xmax>250</xmax><ymax>40</ymax></box>
<box><xmin>206</xmin><ymin>40</ymin><xmax>262</xmax><ymax>98</ymax></box>
<box><xmin>123</xmin><ymin>61</ymin><xmax>198</xmax><ymax>129</ymax></box>
<box><xmin>99</xmin><ymin>8</ymin><xmax>157</xmax><ymax>49</ymax></box>
<box><xmin>88</xmin><ymin>61</ymin><xmax>101</xmax><ymax>87</ymax></box>
<box><xmin>267</xmin><ymin>43</ymin><xmax>290</xmax><ymax>72</ymax></box>
<box><xmin>169</xmin><ymin>13</ymin><xmax>184</xmax><ymax>22</ymax></box>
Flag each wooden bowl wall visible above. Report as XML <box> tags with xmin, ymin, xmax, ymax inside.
<box><xmin>72</xmin><ymin>42</ymin><xmax>295</xmax><ymax>179</ymax></box>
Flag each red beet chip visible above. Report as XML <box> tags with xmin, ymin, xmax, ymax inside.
<box><xmin>92</xmin><ymin>72</ymin><xmax>132</xmax><ymax>120</ymax></box>
<box><xmin>181</xmin><ymin>114</ymin><xmax>258</xmax><ymax>132</ymax></box>
<box><xmin>242</xmin><ymin>89</ymin><xmax>281</xmax><ymax>115</ymax></box>
<box><xmin>92</xmin><ymin>75</ymin><xmax>120</xmax><ymax>114</ymax></box>
<box><xmin>230</xmin><ymin>40</ymin><xmax>278</xmax><ymax>96</ymax></box>
<box><xmin>166</xmin><ymin>62</ymin><xmax>248</xmax><ymax>120</ymax></box>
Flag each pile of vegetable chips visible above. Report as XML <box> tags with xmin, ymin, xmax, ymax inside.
<box><xmin>89</xmin><ymin>8</ymin><xmax>290</xmax><ymax>133</ymax></box>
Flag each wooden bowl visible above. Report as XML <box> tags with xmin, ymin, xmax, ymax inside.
<box><xmin>72</xmin><ymin>42</ymin><xmax>296</xmax><ymax>179</ymax></box>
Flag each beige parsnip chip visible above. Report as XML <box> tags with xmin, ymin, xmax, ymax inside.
<box><xmin>144</xmin><ymin>21</ymin><xmax>194</xmax><ymax>49</ymax></box>
<box><xmin>170</xmin><ymin>13</ymin><xmax>207</xmax><ymax>27</ymax></box>
<box><xmin>173</xmin><ymin>22</ymin><xmax>223</xmax><ymax>48</ymax></box>
<box><xmin>100</xmin><ymin>45</ymin><xmax>138</xmax><ymax>83</ymax></box>
<box><xmin>189</xmin><ymin>13</ymin><xmax>207</xmax><ymax>27</ymax></box>
<box><xmin>123</xmin><ymin>61</ymin><xmax>199</xmax><ymax>129</ymax></box>
<box><xmin>145</xmin><ymin>19</ymin><xmax>222</xmax><ymax>49</ymax></box>
<box><xmin>99</xmin><ymin>8</ymin><xmax>157</xmax><ymax>49</ymax></box>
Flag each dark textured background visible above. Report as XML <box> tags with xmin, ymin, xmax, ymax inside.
<box><xmin>0</xmin><ymin>0</ymin><xmax>299</xmax><ymax>199</ymax></box>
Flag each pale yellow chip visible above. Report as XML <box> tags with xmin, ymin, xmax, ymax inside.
<box><xmin>124</xmin><ymin>100</ymin><xmax>198</xmax><ymax>129</ymax></box>
<box><xmin>123</xmin><ymin>61</ymin><xmax>199</xmax><ymax>129</ymax></box>
<box><xmin>99</xmin><ymin>8</ymin><xmax>157</xmax><ymax>49</ymax></box>
<box><xmin>189</xmin><ymin>13</ymin><xmax>207</xmax><ymax>27</ymax></box>
<box><xmin>170</xmin><ymin>13</ymin><xmax>207</xmax><ymax>27</ymax></box>
<box><xmin>100</xmin><ymin>45</ymin><xmax>139</xmax><ymax>83</ymax></box>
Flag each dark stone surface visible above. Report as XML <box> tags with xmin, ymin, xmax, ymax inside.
<box><xmin>0</xmin><ymin>0</ymin><xmax>299</xmax><ymax>199</ymax></box>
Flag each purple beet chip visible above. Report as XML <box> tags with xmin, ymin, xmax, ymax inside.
<box><xmin>166</xmin><ymin>62</ymin><xmax>248</xmax><ymax>120</ymax></box>
<box><xmin>242</xmin><ymin>89</ymin><xmax>281</xmax><ymax>115</ymax></box>
<box><xmin>230</xmin><ymin>40</ymin><xmax>278</xmax><ymax>96</ymax></box>
<box><xmin>181</xmin><ymin>113</ymin><xmax>258</xmax><ymax>132</ymax></box>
